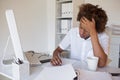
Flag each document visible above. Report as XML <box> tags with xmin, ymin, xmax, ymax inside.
<box><xmin>77</xmin><ymin>69</ymin><xmax>112</xmax><ymax>80</ymax></box>
<box><xmin>35</xmin><ymin>64</ymin><xmax>76</xmax><ymax>80</ymax></box>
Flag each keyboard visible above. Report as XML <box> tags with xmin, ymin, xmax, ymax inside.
<box><xmin>25</xmin><ymin>51</ymin><xmax>51</xmax><ymax>66</ymax></box>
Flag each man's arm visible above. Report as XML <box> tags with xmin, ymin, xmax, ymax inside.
<box><xmin>90</xmin><ymin>30</ymin><xmax>107</xmax><ymax>67</ymax></box>
<box><xmin>81</xmin><ymin>17</ymin><xmax>107</xmax><ymax>67</ymax></box>
<box><xmin>50</xmin><ymin>47</ymin><xmax>63</xmax><ymax>66</ymax></box>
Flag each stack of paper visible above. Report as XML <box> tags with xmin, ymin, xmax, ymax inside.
<box><xmin>77</xmin><ymin>69</ymin><xmax>112</xmax><ymax>80</ymax></box>
<box><xmin>35</xmin><ymin>64</ymin><xmax>76</xmax><ymax>80</ymax></box>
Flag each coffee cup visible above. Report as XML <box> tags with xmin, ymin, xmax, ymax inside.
<box><xmin>86</xmin><ymin>56</ymin><xmax>99</xmax><ymax>71</ymax></box>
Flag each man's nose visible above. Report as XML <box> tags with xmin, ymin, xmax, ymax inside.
<box><xmin>81</xmin><ymin>29</ymin><xmax>85</xmax><ymax>34</ymax></box>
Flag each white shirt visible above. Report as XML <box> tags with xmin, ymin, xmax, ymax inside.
<box><xmin>59</xmin><ymin>27</ymin><xmax>109</xmax><ymax>61</ymax></box>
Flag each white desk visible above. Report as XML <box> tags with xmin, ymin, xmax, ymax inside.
<box><xmin>29</xmin><ymin>58</ymin><xmax>120</xmax><ymax>80</ymax></box>
<box><xmin>0</xmin><ymin>58</ymin><xmax>120</xmax><ymax>80</ymax></box>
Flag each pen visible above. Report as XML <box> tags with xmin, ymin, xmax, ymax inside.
<box><xmin>18</xmin><ymin>58</ymin><xmax>23</xmax><ymax>64</ymax></box>
<box><xmin>13</xmin><ymin>57</ymin><xmax>23</xmax><ymax>65</ymax></box>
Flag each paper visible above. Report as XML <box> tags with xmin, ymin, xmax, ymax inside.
<box><xmin>77</xmin><ymin>69</ymin><xmax>112</xmax><ymax>80</ymax></box>
<box><xmin>41</xmin><ymin>58</ymin><xmax>78</xmax><ymax>68</ymax></box>
<box><xmin>35</xmin><ymin>64</ymin><xmax>76</xmax><ymax>80</ymax></box>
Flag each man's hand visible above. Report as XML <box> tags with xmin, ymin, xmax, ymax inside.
<box><xmin>50</xmin><ymin>47</ymin><xmax>63</xmax><ymax>66</ymax></box>
<box><xmin>50</xmin><ymin>54</ymin><xmax>62</xmax><ymax>66</ymax></box>
<box><xmin>80</xmin><ymin>17</ymin><xmax>96</xmax><ymax>35</ymax></box>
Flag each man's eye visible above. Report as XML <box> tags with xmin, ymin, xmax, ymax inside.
<box><xmin>80</xmin><ymin>27</ymin><xmax>83</xmax><ymax>29</ymax></box>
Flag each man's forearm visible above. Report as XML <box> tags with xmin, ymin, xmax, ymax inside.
<box><xmin>53</xmin><ymin>47</ymin><xmax>63</xmax><ymax>57</ymax></box>
<box><xmin>90</xmin><ymin>30</ymin><xmax>107</xmax><ymax>67</ymax></box>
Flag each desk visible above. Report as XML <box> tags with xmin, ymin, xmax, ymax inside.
<box><xmin>29</xmin><ymin>58</ymin><xmax>120</xmax><ymax>80</ymax></box>
<box><xmin>0</xmin><ymin>58</ymin><xmax>120</xmax><ymax>80</ymax></box>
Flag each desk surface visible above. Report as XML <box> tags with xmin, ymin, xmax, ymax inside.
<box><xmin>29</xmin><ymin>58</ymin><xmax>120</xmax><ymax>80</ymax></box>
<box><xmin>0</xmin><ymin>58</ymin><xmax>120</xmax><ymax>80</ymax></box>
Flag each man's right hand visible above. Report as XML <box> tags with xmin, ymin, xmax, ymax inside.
<box><xmin>50</xmin><ymin>55</ymin><xmax>62</xmax><ymax>66</ymax></box>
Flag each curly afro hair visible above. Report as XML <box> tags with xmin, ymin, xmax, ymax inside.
<box><xmin>77</xmin><ymin>3</ymin><xmax>108</xmax><ymax>33</ymax></box>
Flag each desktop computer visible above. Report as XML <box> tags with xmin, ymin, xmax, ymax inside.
<box><xmin>0</xmin><ymin>9</ymin><xmax>51</xmax><ymax>80</ymax></box>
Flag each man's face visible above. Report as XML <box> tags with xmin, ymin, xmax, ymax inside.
<box><xmin>79</xmin><ymin>22</ymin><xmax>90</xmax><ymax>39</ymax></box>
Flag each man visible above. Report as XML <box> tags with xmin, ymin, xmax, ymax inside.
<box><xmin>51</xmin><ymin>3</ymin><xmax>109</xmax><ymax>67</ymax></box>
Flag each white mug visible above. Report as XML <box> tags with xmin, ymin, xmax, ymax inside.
<box><xmin>86</xmin><ymin>56</ymin><xmax>99</xmax><ymax>71</ymax></box>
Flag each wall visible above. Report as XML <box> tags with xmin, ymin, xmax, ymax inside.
<box><xmin>0</xmin><ymin>0</ymin><xmax>49</xmax><ymax>59</ymax></box>
<box><xmin>47</xmin><ymin>0</ymin><xmax>56</xmax><ymax>55</ymax></box>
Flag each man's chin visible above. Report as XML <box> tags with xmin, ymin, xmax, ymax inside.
<box><xmin>80</xmin><ymin>36</ymin><xmax>85</xmax><ymax>39</ymax></box>
<box><xmin>80</xmin><ymin>36</ymin><xmax>90</xmax><ymax>40</ymax></box>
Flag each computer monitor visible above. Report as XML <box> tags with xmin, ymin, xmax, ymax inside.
<box><xmin>5</xmin><ymin>9</ymin><xmax>25</xmax><ymax>61</ymax></box>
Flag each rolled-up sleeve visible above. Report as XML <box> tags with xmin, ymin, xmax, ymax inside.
<box><xmin>59</xmin><ymin>29</ymin><xmax>72</xmax><ymax>50</ymax></box>
<box><xmin>99</xmin><ymin>33</ymin><xmax>109</xmax><ymax>55</ymax></box>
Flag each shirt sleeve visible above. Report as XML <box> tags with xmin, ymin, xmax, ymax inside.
<box><xmin>59</xmin><ymin>29</ymin><xmax>72</xmax><ymax>50</ymax></box>
<box><xmin>99</xmin><ymin>33</ymin><xmax>109</xmax><ymax>55</ymax></box>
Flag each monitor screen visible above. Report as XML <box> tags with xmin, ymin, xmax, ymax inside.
<box><xmin>5</xmin><ymin>10</ymin><xmax>24</xmax><ymax>61</ymax></box>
